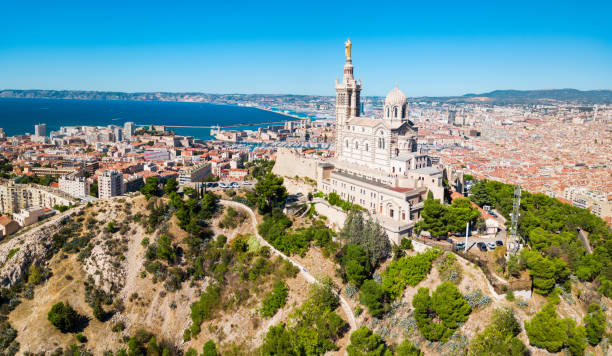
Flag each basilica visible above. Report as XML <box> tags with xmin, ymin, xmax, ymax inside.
<box><xmin>318</xmin><ymin>39</ymin><xmax>445</xmax><ymax>242</ymax></box>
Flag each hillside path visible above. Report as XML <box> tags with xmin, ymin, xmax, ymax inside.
<box><xmin>220</xmin><ymin>200</ymin><xmax>357</xmax><ymax>332</ymax></box>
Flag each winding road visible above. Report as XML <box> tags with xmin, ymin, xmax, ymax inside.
<box><xmin>220</xmin><ymin>200</ymin><xmax>357</xmax><ymax>332</ymax></box>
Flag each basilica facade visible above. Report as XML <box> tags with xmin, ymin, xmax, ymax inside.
<box><xmin>318</xmin><ymin>40</ymin><xmax>445</xmax><ymax>242</ymax></box>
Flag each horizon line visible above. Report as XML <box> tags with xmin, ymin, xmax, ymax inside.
<box><xmin>2</xmin><ymin>87</ymin><xmax>612</xmax><ymax>99</ymax></box>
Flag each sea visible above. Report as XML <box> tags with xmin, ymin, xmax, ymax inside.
<box><xmin>0</xmin><ymin>97</ymin><xmax>296</xmax><ymax>140</ymax></box>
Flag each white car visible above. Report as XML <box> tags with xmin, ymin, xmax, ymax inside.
<box><xmin>230</xmin><ymin>182</ymin><xmax>240</xmax><ymax>188</ymax></box>
<box><xmin>487</xmin><ymin>242</ymin><xmax>497</xmax><ymax>250</ymax></box>
<box><xmin>242</xmin><ymin>181</ymin><xmax>252</xmax><ymax>185</ymax></box>
<box><xmin>219</xmin><ymin>182</ymin><xmax>228</xmax><ymax>188</ymax></box>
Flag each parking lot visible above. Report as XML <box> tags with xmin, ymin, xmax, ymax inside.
<box><xmin>422</xmin><ymin>226</ymin><xmax>508</xmax><ymax>254</ymax></box>
<box><xmin>188</xmin><ymin>181</ymin><xmax>254</xmax><ymax>192</ymax></box>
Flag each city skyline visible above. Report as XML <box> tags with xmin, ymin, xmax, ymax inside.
<box><xmin>1</xmin><ymin>0</ymin><xmax>611</xmax><ymax>96</ymax></box>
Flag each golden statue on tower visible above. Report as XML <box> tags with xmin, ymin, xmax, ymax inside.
<box><xmin>345</xmin><ymin>38</ymin><xmax>352</xmax><ymax>61</ymax></box>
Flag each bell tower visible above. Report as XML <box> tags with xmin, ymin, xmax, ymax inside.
<box><xmin>335</xmin><ymin>38</ymin><xmax>361</xmax><ymax>158</ymax></box>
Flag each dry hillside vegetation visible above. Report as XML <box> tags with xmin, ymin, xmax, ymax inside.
<box><xmin>4</xmin><ymin>194</ymin><xmax>323</xmax><ymax>354</ymax></box>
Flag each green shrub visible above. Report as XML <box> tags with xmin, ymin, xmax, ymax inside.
<box><xmin>396</xmin><ymin>339</ymin><xmax>423</xmax><ymax>356</ymax></box>
<box><xmin>346</xmin><ymin>326</ymin><xmax>389</xmax><ymax>356</ymax></box>
<box><xmin>437</xmin><ymin>252</ymin><xmax>463</xmax><ymax>284</ymax></box>
<box><xmin>584</xmin><ymin>303</ymin><xmax>606</xmax><ymax>346</ymax></box>
<box><xmin>400</xmin><ymin>238</ymin><xmax>413</xmax><ymax>250</ymax></box>
<box><xmin>469</xmin><ymin>308</ymin><xmax>526</xmax><ymax>356</ymax></box>
<box><xmin>358</xmin><ymin>279</ymin><xmax>386</xmax><ymax>317</ymax></box>
<box><xmin>202</xmin><ymin>339</ymin><xmax>220</xmax><ymax>356</ymax></box>
<box><xmin>190</xmin><ymin>284</ymin><xmax>221</xmax><ymax>334</ymax></box>
<box><xmin>382</xmin><ymin>249</ymin><xmax>441</xmax><ymax>300</ymax></box>
<box><xmin>48</xmin><ymin>302</ymin><xmax>82</xmax><ymax>333</ymax></box>
<box><xmin>0</xmin><ymin>321</ymin><xmax>17</xmax><ymax>349</ymax></box>
<box><xmin>156</xmin><ymin>235</ymin><xmax>176</xmax><ymax>263</ymax></box>
<box><xmin>260</xmin><ymin>281</ymin><xmax>289</xmax><ymax>317</ymax></box>
<box><xmin>261</xmin><ymin>287</ymin><xmax>348</xmax><ymax>355</ymax></box>
<box><xmin>112</xmin><ymin>322</ymin><xmax>126</xmax><ymax>332</ymax></box>
<box><xmin>7</xmin><ymin>249</ymin><xmax>19</xmax><ymax>260</ymax></box>
<box><xmin>340</xmin><ymin>243</ymin><xmax>371</xmax><ymax>287</ymax></box>
<box><xmin>75</xmin><ymin>333</ymin><xmax>87</xmax><ymax>342</ymax></box>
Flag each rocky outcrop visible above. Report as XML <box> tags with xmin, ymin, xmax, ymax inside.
<box><xmin>0</xmin><ymin>212</ymin><xmax>76</xmax><ymax>287</ymax></box>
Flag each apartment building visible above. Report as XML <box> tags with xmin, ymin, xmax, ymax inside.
<box><xmin>0</xmin><ymin>181</ymin><xmax>74</xmax><ymax>214</ymax></box>
<box><xmin>98</xmin><ymin>170</ymin><xmax>123</xmax><ymax>199</ymax></box>
<box><xmin>179</xmin><ymin>163</ymin><xmax>212</xmax><ymax>185</ymax></box>
<box><xmin>59</xmin><ymin>174</ymin><xmax>90</xmax><ymax>198</ymax></box>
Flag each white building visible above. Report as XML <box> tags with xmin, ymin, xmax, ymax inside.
<box><xmin>179</xmin><ymin>163</ymin><xmax>212</xmax><ymax>185</ymax></box>
<box><xmin>114</xmin><ymin>127</ymin><xmax>123</xmax><ymax>142</ymax></box>
<box><xmin>59</xmin><ymin>174</ymin><xmax>90</xmax><ymax>198</ymax></box>
<box><xmin>318</xmin><ymin>40</ymin><xmax>445</xmax><ymax>242</ymax></box>
<box><xmin>34</xmin><ymin>123</ymin><xmax>47</xmax><ymax>137</ymax></box>
<box><xmin>98</xmin><ymin>170</ymin><xmax>123</xmax><ymax>199</ymax></box>
<box><xmin>124</xmin><ymin>122</ymin><xmax>135</xmax><ymax>140</ymax></box>
<box><xmin>564</xmin><ymin>186</ymin><xmax>611</xmax><ymax>220</ymax></box>
<box><xmin>0</xmin><ymin>181</ymin><xmax>74</xmax><ymax>214</ymax></box>
<box><xmin>13</xmin><ymin>207</ymin><xmax>45</xmax><ymax>227</ymax></box>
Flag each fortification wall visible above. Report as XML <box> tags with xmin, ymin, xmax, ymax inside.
<box><xmin>272</xmin><ymin>148</ymin><xmax>319</xmax><ymax>180</ymax></box>
<box><xmin>313</xmin><ymin>200</ymin><xmax>347</xmax><ymax>232</ymax></box>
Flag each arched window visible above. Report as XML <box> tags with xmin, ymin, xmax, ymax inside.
<box><xmin>377</xmin><ymin>137</ymin><xmax>385</xmax><ymax>149</ymax></box>
<box><xmin>345</xmin><ymin>139</ymin><xmax>349</xmax><ymax>148</ymax></box>
<box><xmin>386</xmin><ymin>107</ymin><xmax>390</xmax><ymax>117</ymax></box>
<box><xmin>365</xmin><ymin>143</ymin><xmax>369</xmax><ymax>151</ymax></box>
<box><xmin>393</xmin><ymin>107</ymin><xmax>398</xmax><ymax>118</ymax></box>
<box><xmin>402</xmin><ymin>106</ymin><xmax>406</xmax><ymax>118</ymax></box>
<box><xmin>355</xmin><ymin>141</ymin><xmax>359</xmax><ymax>150</ymax></box>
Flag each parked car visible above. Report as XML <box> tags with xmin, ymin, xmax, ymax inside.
<box><xmin>490</xmin><ymin>211</ymin><xmax>498</xmax><ymax>217</ymax></box>
<box><xmin>477</xmin><ymin>242</ymin><xmax>487</xmax><ymax>252</ymax></box>
<box><xmin>496</xmin><ymin>240</ymin><xmax>504</xmax><ymax>246</ymax></box>
<box><xmin>206</xmin><ymin>182</ymin><xmax>218</xmax><ymax>188</ymax></box>
<box><xmin>487</xmin><ymin>242</ymin><xmax>497</xmax><ymax>250</ymax></box>
<box><xmin>219</xmin><ymin>182</ymin><xmax>228</xmax><ymax>188</ymax></box>
<box><xmin>230</xmin><ymin>182</ymin><xmax>240</xmax><ymax>188</ymax></box>
<box><xmin>242</xmin><ymin>180</ymin><xmax>252</xmax><ymax>185</ymax></box>
<box><xmin>455</xmin><ymin>242</ymin><xmax>466</xmax><ymax>251</ymax></box>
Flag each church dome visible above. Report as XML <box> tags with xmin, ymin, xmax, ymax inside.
<box><xmin>384</xmin><ymin>86</ymin><xmax>407</xmax><ymax>107</ymax></box>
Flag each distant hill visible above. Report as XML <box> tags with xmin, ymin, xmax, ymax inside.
<box><xmin>1</xmin><ymin>88</ymin><xmax>612</xmax><ymax>105</ymax></box>
<box><xmin>413</xmin><ymin>89</ymin><xmax>612</xmax><ymax>105</ymax></box>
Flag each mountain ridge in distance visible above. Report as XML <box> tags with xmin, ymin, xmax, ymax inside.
<box><xmin>1</xmin><ymin>88</ymin><xmax>612</xmax><ymax>105</ymax></box>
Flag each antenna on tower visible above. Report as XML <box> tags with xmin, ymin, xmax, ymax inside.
<box><xmin>508</xmin><ymin>184</ymin><xmax>522</xmax><ymax>255</ymax></box>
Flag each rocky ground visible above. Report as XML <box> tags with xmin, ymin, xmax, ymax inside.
<box><xmin>2</xmin><ymin>195</ymin><xmax>322</xmax><ymax>354</ymax></box>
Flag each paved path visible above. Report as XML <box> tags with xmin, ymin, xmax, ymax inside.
<box><xmin>221</xmin><ymin>200</ymin><xmax>357</xmax><ymax>331</ymax></box>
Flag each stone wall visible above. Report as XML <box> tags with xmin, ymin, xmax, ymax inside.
<box><xmin>272</xmin><ymin>148</ymin><xmax>319</xmax><ymax>180</ymax></box>
<box><xmin>313</xmin><ymin>200</ymin><xmax>347</xmax><ymax>232</ymax></box>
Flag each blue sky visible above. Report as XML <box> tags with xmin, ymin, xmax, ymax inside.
<box><xmin>1</xmin><ymin>0</ymin><xmax>611</xmax><ymax>96</ymax></box>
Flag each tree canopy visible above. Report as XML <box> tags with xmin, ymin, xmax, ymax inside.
<box><xmin>416</xmin><ymin>196</ymin><xmax>479</xmax><ymax>237</ymax></box>
<box><xmin>468</xmin><ymin>178</ymin><xmax>612</xmax><ymax>297</ymax></box>
<box><xmin>248</xmin><ymin>173</ymin><xmax>287</xmax><ymax>214</ymax></box>
<box><xmin>583</xmin><ymin>303</ymin><xmax>606</xmax><ymax>346</ymax></box>
<box><xmin>346</xmin><ymin>326</ymin><xmax>392</xmax><ymax>356</ymax></box>
<box><xmin>412</xmin><ymin>282</ymin><xmax>471</xmax><ymax>342</ymax></box>
<box><xmin>524</xmin><ymin>300</ymin><xmax>587</xmax><ymax>355</ymax></box>
<box><xmin>47</xmin><ymin>302</ymin><xmax>82</xmax><ymax>333</ymax></box>
<box><xmin>340</xmin><ymin>211</ymin><xmax>391</xmax><ymax>268</ymax></box>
